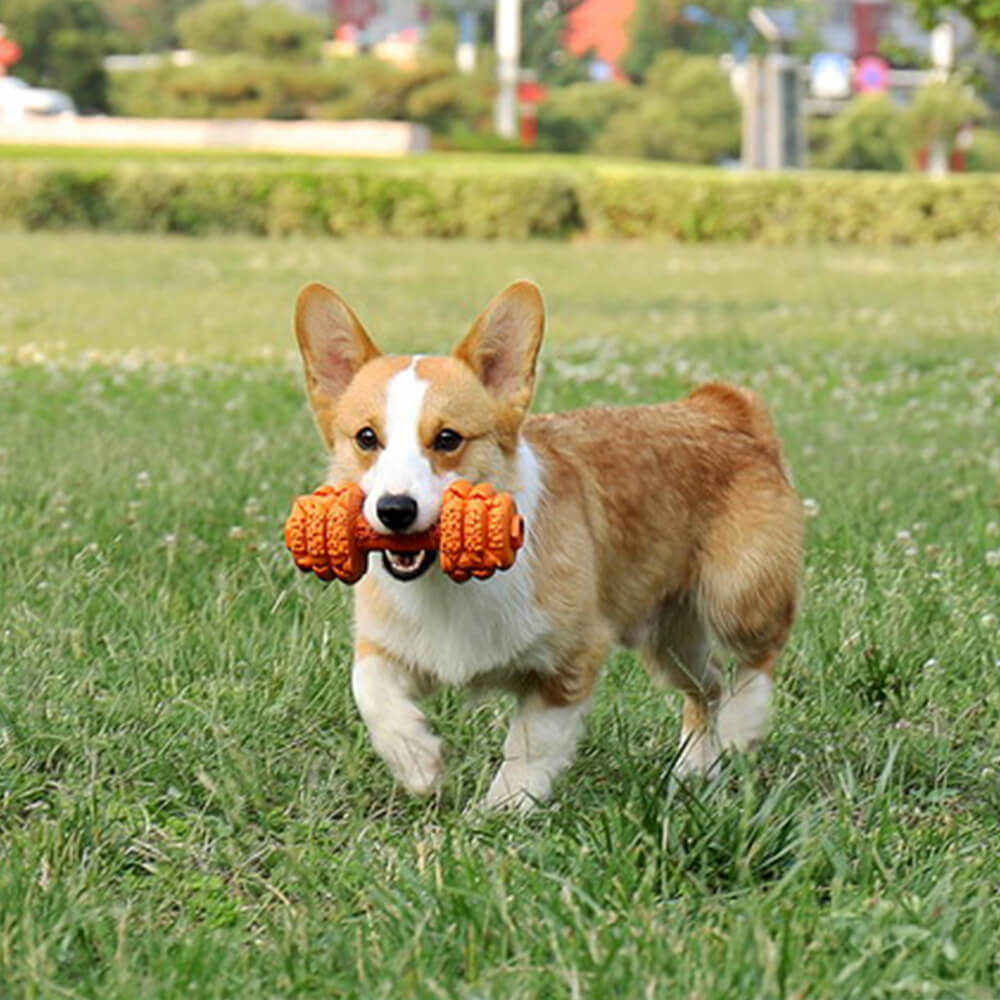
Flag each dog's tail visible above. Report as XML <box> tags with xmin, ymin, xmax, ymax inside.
<box><xmin>686</xmin><ymin>381</ymin><xmax>792</xmax><ymax>480</ymax></box>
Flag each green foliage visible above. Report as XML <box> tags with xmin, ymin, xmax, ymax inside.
<box><xmin>242</xmin><ymin>1</ymin><xmax>325</xmax><ymax>60</ymax></box>
<box><xmin>422</xmin><ymin>16</ymin><xmax>458</xmax><ymax>59</ymax></box>
<box><xmin>4</xmin><ymin>153</ymin><xmax>1000</xmax><ymax>242</ymax></box>
<box><xmin>175</xmin><ymin>0</ymin><xmax>245</xmax><ymax>54</ymax></box>
<box><xmin>404</xmin><ymin>67</ymin><xmax>491</xmax><ymax>136</ymax></box>
<box><xmin>909</xmin><ymin>0</ymin><xmax>1000</xmax><ymax>51</ymax></box>
<box><xmin>0</xmin><ymin>0</ymin><xmax>109</xmax><ymax>109</ymax></box>
<box><xmin>109</xmin><ymin>53</ymin><xmax>491</xmax><ymax>129</ymax></box>
<box><xmin>100</xmin><ymin>0</ymin><xmax>201</xmax><ymax>51</ymax></box>
<box><xmin>176</xmin><ymin>0</ymin><xmax>324</xmax><ymax>59</ymax></box>
<box><xmin>966</xmin><ymin>125</ymin><xmax>1000</xmax><ymax>169</ymax></box>
<box><xmin>623</xmin><ymin>0</ymin><xmax>753</xmax><ymax>79</ymax></box>
<box><xmin>815</xmin><ymin>95</ymin><xmax>906</xmax><ymax>172</ymax></box>
<box><xmin>623</xmin><ymin>0</ymin><xmax>695</xmax><ymax>80</ymax></box>
<box><xmin>0</xmin><ymin>160</ymin><xmax>581</xmax><ymax>237</ymax></box>
<box><xmin>905</xmin><ymin>80</ymin><xmax>987</xmax><ymax>154</ymax></box>
<box><xmin>596</xmin><ymin>51</ymin><xmax>740</xmax><ymax>163</ymax></box>
<box><xmin>877</xmin><ymin>33</ymin><xmax>931</xmax><ymax>68</ymax></box>
<box><xmin>536</xmin><ymin>81</ymin><xmax>639</xmax><ymax>153</ymax></box>
<box><xmin>576</xmin><ymin>169</ymin><xmax>1000</xmax><ymax>241</ymax></box>
<box><xmin>521</xmin><ymin>0</ymin><xmax>591</xmax><ymax>84</ymax></box>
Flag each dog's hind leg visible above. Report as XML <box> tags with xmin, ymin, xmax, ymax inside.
<box><xmin>639</xmin><ymin>601</ymin><xmax>726</xmax><ymax>777</ymax></box>
<box><xmin>692</xmin><ymin>480</ymin><xmax>802</xmax><ymax>769</ymax></box>
<box><xmin>352</xmin><ymin>639</ymin><xmax>443</xmax><ymax>796</ymax></box>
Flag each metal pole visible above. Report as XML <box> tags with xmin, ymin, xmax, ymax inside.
<box><xmin>494</xmin><ymin>0</ymin><xmax>520</xmax><ymax>139</ymax></box>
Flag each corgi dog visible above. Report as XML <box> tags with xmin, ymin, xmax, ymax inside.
<box><xmin>293</xmin><ymin>280</ymin><xmax>804</xmax><ymax>810</ymax></box>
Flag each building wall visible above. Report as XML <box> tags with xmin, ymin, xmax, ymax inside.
<box><xmin>565</xmin><ymin>0</ymin><xmax>636</xmax><ymax>77</ymax></box>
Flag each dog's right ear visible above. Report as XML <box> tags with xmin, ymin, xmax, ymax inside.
<box><xmin>295</xmin><ymin>283</ymin><xmax>381</xmax><ymax>444</ymax></box>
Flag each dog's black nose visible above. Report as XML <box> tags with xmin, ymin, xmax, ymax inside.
<box><xmin>376</xmin><ymin>494</ymin><xmax>418</xmax><ymax>532</ymax></box>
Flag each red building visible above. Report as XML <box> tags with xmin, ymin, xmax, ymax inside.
<box><xmin>565</xmin><ymin>0</ymin><xmax>636</xmax><ymax>78</ymax></box>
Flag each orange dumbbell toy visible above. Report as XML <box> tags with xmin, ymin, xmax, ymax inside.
<box><xmin>284</xmin><ymin>480</ymin><xmax>525</xmax><ymax>584</ymax></box>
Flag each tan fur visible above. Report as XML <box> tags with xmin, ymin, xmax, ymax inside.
<box><xmin>521</xmin><ymin>396</ymin><xmax>803</xmax><ymax>736</ymax></box>
<box><xmin>294</xmin><ymin>280</ymin><xmax>804</xmax><ymax>805</ymax></box>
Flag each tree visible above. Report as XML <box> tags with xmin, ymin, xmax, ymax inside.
<box><xmin>816</xmin><ymin>95</ymin><xmax>906</xmax><ymax>171</ymax></box>
<box><xmin>175</xmin><ymin>0</ymin><xmax>244</xmax><ymax>52</ymax></box>
<box><xmin>622</xmin><ymin>0</ymin><xmax>754</xmax><ymax>80</ymax></box>
<box><xmin>0</xmin><ymin>0</ymin><xmax>110</xmax><ymax>109</ymax></box>
<box><xmin>905</xmin><ymin>79</ymin><xmax>986</xmax><ymax>158</ymax></box>
<box><xmin>176</xmin><ymin>0</ymin><xmax>324</xmax><ymax>59</ymax></box>
<box><xmin>242</xmin><ymin>2</ymin><xmax>324</xmax><ymax>60</ymax></box>
<box><xmin>909</xmin><ymin>0</ymin><xmax>1000</xmax><ymax>50</ymax></box>
<box><xmin>520</xmin><ymin>0</ymin><xmax>590</xmax><ymax>85</ymax></box>
<box><xmin>100</xmin><ymin>0</ymin><xmax>203</xmax><ymax>51</ymax></box>
<box><xmin>597</xmin><ymin>50</ymin><xmax>740</xmax><ymax>162</ymax></box>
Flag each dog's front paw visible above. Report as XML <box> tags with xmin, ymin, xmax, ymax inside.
<box><xmin>482</xmin><ymin>762</ymin><xmax>552</xmax><ymax>812</ymax></box>
<box><xmin>374</xmin><ymin>729</ymin><xmax>444</xmax><ymax>796</ymax></box>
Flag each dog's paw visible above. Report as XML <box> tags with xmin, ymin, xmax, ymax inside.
<box><xmin>482</xmin><ymin>762</ymin><xmax>552</xmax><ymax>812</ymax></box>
<box><xmin>375</xmin><ymin>729</ymin><xmax>444</xmax><ymax>796</ymax></box>
<box><xmin>673</xmin><ymin>728</ymin><xmax>723</xmax><ymax>780</ymax></box>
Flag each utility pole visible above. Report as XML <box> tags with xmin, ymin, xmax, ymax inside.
<box><xmin>494</xmin><ymin>0</ymin><xmax>521</xmax><ymax>139</ymax></box>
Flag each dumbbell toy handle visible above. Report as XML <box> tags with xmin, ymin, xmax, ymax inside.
<box><xmin>285</xmin><ymin>480</ymin><xmax>525</xmax><ymax>584</ymax></box>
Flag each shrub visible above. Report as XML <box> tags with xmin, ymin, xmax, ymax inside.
<box><xmin>966</xmin><ymin>127</ymin><xmax>1000</xmax><ymax>172</ymax></box>
<box><xmin>242</xmin><ymin>2</ymin><xmax>325</xmax><ymax>61</ymax></box>
<box><xmin>905</xmin><ymin>81</ymin><xmax>987</xmax><ymax>160</ymax></box>
<box><xmin>575</xmin><ymin>170</ymin><xmax>1000</xmax><ymax>243</ymax></box>
<box><xmin>536</xmin><ymin>82</ymin><xmax>639</xmax><ymax>153</ymax></box>
<box><xmin>2</xmin><ymin>159</ymin><xmax>1000</xmax><ymax>244</ymax></box>
<box><xmin>176</xmin><ymin>0</ymin><xmax>247</xmax><ymax>54</ymax></box>
<box><xmin>0</xmin><ymin>162</ymin><xmax>581</xmax><ymax>239</ymax></box>
<box><xmin>815</xmin><ymin>95</ymin><xmax>906</xmax><ymax>171</ymax></box>
<box><xmin>595</xmin><ymin>52</ymin><xmax>739</xmax><ymax>164</ymax></box>
<box><xmin>177</xmin><ymin>0</ymin><xmax>325</xmax><ymax>59</ymax></box>
<box><xmin>108</xmin><ymin>54</ymin><xmax>490</xmax><ymax>128</ymax></box>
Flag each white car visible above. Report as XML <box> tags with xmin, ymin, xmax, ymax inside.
<box><xmin>0</xmin><ymin>75</ymin><xmax>76</xmax><ymax>119</ymax></box>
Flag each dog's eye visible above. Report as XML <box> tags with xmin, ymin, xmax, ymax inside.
<box><xmin>355</xmin><ymin>427</ymin><xmax>379</xmax><ymax>451</ymax></box>
<box><xmin>433</xmin><ymin>428</ymin><xmax>463</xmax><ymax>453</ymax></box>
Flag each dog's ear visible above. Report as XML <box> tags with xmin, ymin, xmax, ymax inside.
<box><xmin>295</xmin><ymin>283</ymin><xmax>381</xmax><ymax>442</ymax></box>
<box><xmin>454</xmin><ymin>281</ymin><xmax>544</xmax><ymax>418</ymax></box>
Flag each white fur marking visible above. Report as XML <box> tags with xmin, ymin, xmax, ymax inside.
<box><xmin>716</xmin><ymin>669</ymin><xmax>773</xmax><ymax>750</ymax></box>
<box><xmin>674</xmin><ymin>669</ymin><xmax>772</xmax><ymax>778</ymax></box>
<box><xmin>360</xmin><ymin>358</ymin><xmax>449</xmax><ymax>534</ymax></box>
<box><xmin>484</xmin><ymin>694</ymin><xmax>591</xmax><ymax>810</ymax></box>
<box><xmin>356</xmin><ymin>441</ymin><xmax>551</xmax><ymax>686</ymax></box>
<box><xmin>351</xmin><ymin>654</ymin><xmax>443</xmax><ymax>795</ymax></box>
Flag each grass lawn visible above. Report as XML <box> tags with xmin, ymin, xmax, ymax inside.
<box><xmin>1</xmin><ymin>233</ymin><xmax>999</xmax><ymax>998</ymax></box>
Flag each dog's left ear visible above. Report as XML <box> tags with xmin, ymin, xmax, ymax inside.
<box><xmin>295</xmin><ymin>282</ymin><xmax>381</xmax><ymax>446</ymax></box>
<box><xmin>454</xmin><ymin>281</ymin><xmax>544</xmax><ymax>418</ymax></box>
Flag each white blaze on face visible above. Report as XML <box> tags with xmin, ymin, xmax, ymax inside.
<box><xmin>361</xmin><ymin>358</ymin><xmax>450</xmax><ymax>534</ymax></box>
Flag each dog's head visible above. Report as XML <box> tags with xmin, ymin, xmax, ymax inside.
<box><xmin>294</xmin><ymin>281</ymin><xmax>544</xmax><ymax>557</ymax></box>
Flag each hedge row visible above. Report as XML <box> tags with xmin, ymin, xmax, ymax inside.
<box><xmin>1</xmin><ymin>160</ymin><xmax>999</xmax><ymax>243</ymax></box>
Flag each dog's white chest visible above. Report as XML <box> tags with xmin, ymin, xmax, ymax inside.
<box><xmin>354</xmin><ymin>443</ymin><xmax>550</xmax><ymax>686</ymax></box>
<box><xmin>357</xmin><ymin>554</ymin><xmax>550</xmax><ymax>686</ymax></box>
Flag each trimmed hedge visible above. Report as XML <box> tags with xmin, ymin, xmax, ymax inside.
<box><xmin>576</xmin><ymin>170</ymin><xmax>1000</xmax><ymax>243</ymax></box>
<box><xmin>1</xmin><ymin>158</ymin><xmax>999</xmax><ymax>243</ymax></box>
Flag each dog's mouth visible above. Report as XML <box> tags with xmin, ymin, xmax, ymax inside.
<box><xmin>381</xmin><ymin>549</ymin><xmax>437</xmax><ymax>581</ymax></box>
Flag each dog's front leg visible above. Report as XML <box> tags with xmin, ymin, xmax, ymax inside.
<box><xmin>352</xmin><ymin>640</ymin><xmax>443</xmax><ymax>796</ymax></box>
<box><xmin>484</xmin><ymin>689</ymin><xmax>592</xmax><ymax>812</ymax></box>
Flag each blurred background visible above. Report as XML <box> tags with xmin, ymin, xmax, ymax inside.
<box><xmin>0</xmin><ymin>0</ymin><xmax>998</xmax><ymax>172</ymax></box>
